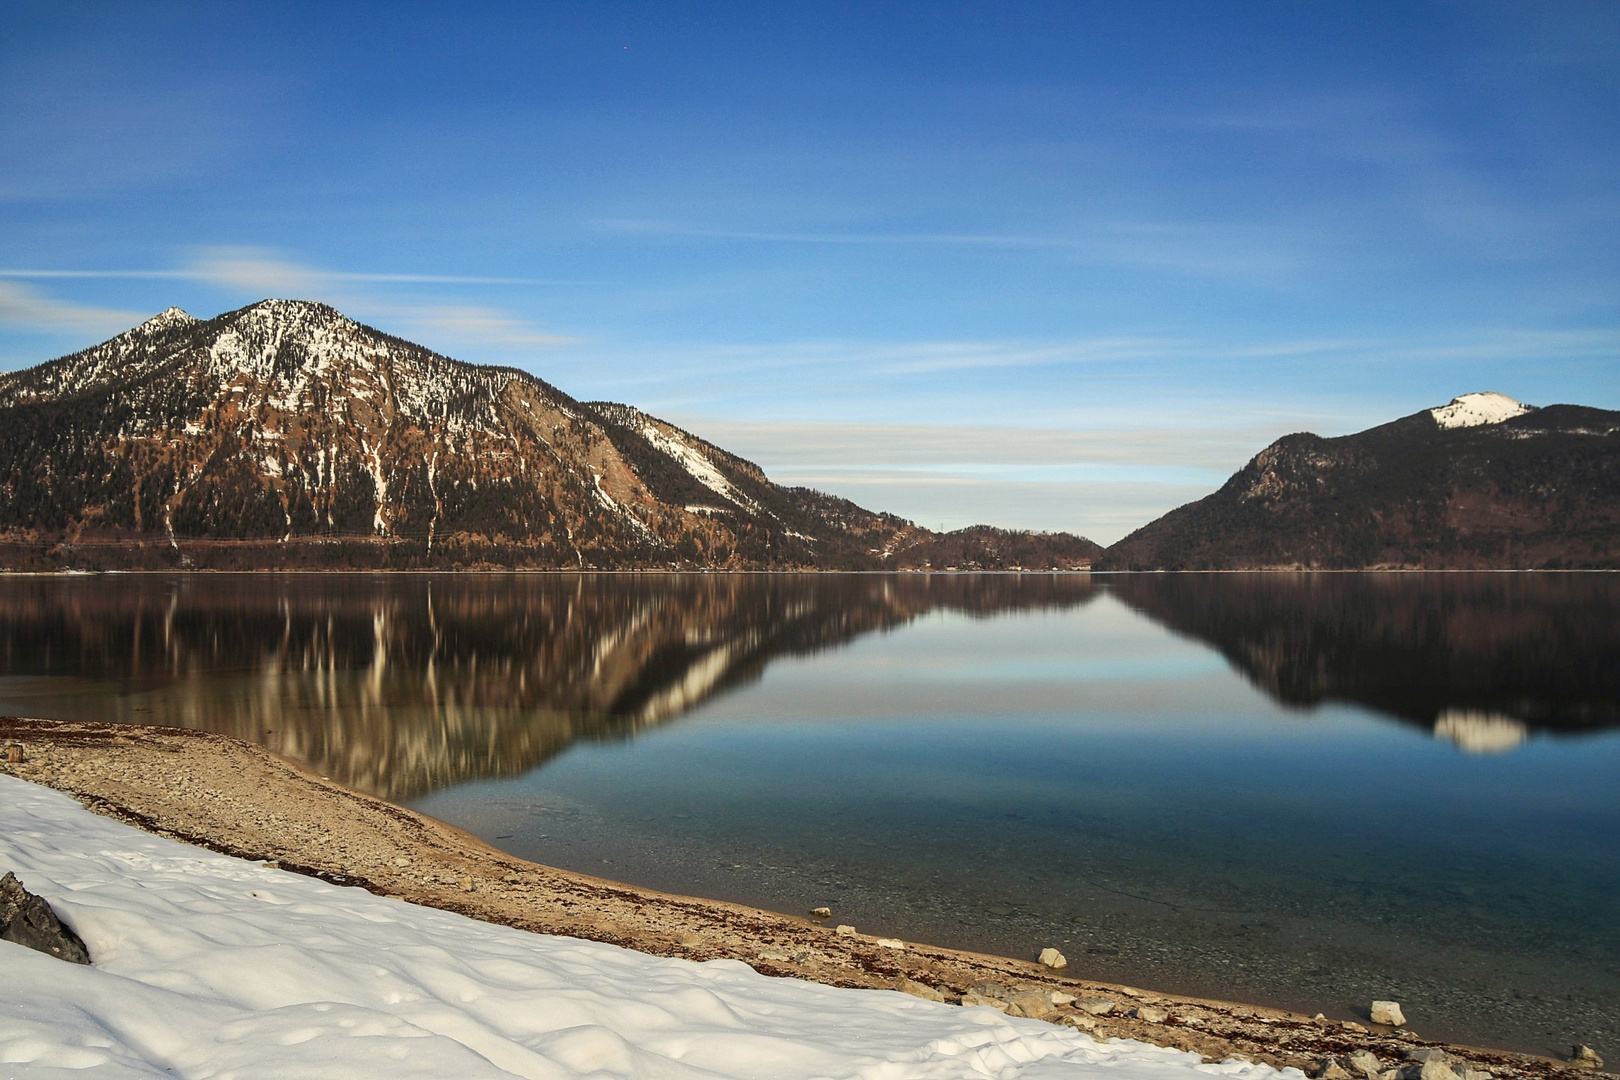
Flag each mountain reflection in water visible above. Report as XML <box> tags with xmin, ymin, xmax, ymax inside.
<box><xmin>1107</xmin><ymin>572</ymin><xmax>1620</xmax><ymax>740</ymax></box>
<box><xmin>4</xmin><ymin>570</ymin><xmax>1613</xmax><ymax>1054</ymax></box>
<box><xmin>0</xmin><ymin>573</ymin><xmax>1097</xmax><ymax>799</ymax></box>
<box><xmin>0</xmin><ymin>572</ymin><xmax>1613</xmax><ymax>801</ymax></box>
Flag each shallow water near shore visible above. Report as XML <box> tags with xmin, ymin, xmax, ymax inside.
<box><xmin>0</xmin><ymin>571</ymin><xmax>1615</xmax><ymax>1057</ymax></box>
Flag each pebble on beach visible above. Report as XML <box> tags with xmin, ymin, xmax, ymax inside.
<box><xmin>1037</xmin><ymin>946</ymin><xmax>1067</xmax><ymax>970</ymax></box>
<box><xmin>1371</xmin><ymin>1001</ymin><xmax>1407</xmax><ymax>1027</ymax></box>
<box><xmin>894</xmin><ymin>976</ymin><xmax>946</xmax><ymax>1003</ymax></box>
<box><xmin>1571</xmin><ymin>1045</ymin><xmax>1603</xmax><ymax>1070</ymax></box>
<box><xmin>1348</xmin><ymin>1049</ymin><xmax>1382</xmax><ymax>1078</ymax></box>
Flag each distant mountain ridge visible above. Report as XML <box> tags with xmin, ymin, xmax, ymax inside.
<box><xmin>0</xmin><ymin>300</ymin><xmax>1101</xmax><ymax>571</ymax></box>
<box><xmin>1100</xmin><ymin>392</ymin><xmax>1620</xmax><ymax>570</ymax></box>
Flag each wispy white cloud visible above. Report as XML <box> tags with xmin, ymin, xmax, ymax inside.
<box><xmin>382</xmin><ymin>305</ymin><xmax>579</xmax><ymax>350</ymax></box>
<box><xmin>1181</xmin><ymin>90</ymin><xmax>1575</xmax><ymax>252</ymax></box>
<box><xmin>702</xmin><ymin>324</ymin><xmax>1615</xmax><ymax>377</ymax></box>
<box><xmin>182</xmin><ymin>249</ymin><xmax>584</xmax><ymax>289</ymax></box>
<box><xmin>591</xmin><ymin>218</ymin><xmax>1304</xmax><ymax>281</ymax></box>
<box><xmin>0</xmin><ymin>249</ymin><xmax>582</xmax><ymax>352</ymax></box>
<box><xmin>679</xmin><ymin>419</ymin><xmax>1272</xmax><ymax>472</ymax></box>
<box><xmin>653</xmin><ymin>418</ymin><xmax>1271</xmax><ymax>543</ymax></box>
<box><xmin>183</xmin><ymin>249</ymin><xmax>581</xmax><ymax>349</ymax></box>
<box><xmin>0</xmin><ymin>253</ymin><xmax>583</xmax><ymax>289</ymax></box>
<box><xmin>740</xmin><ymin>468</ymin><xmax>1216</xmax><ymax>543</ymax></box>
<box><xmin>0</xmin><ymin>281</ymin><xmax>143</xmax><ymax>335</ymax></box>
<box><xmin>0</xmin><ymin>269</ymin><xmax>194</xmax><ymax>281</ymax></box>
<box><xmin>594</xmin><ymin>219</ymin><xmax>1072</xmax><ymax>247</ymax></box>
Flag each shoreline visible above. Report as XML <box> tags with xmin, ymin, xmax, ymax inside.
<box><xmin>0</xmin><ymin>716</ymin><xmax>1605</xmax><ymax>1080</ymax></box>
<box><xmin>2</xmin><ymin>567</ymin><xmax>1618</xmax><ymax>575</ymax></box>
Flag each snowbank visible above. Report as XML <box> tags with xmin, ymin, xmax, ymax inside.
<box><xmin>0</xmin><ymin>775</ymin><xmax>1292</xmax><ymax>1079</ymax></box>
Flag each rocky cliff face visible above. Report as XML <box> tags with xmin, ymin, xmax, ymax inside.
<box><xmin>0</xmin><ymin>300</ymin><xmax>1099</xmax><ymax>570</ymax></box>
<box><xmin>1100</xmin><ymin>393</ymin><xmax>1620</xmax><ymax>570</ymax></box>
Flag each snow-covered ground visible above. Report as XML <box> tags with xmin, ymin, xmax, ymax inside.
<box><xmin>1</xmin><ymin>775</ymin><xmax>1293</xmax><ymax>1080</ymax></box>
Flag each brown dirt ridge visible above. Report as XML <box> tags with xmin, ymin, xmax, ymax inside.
<box><xmin>0</xmin><ymin>717</ymin><xmax>1605</xmax><ymax>1080</ymax></box>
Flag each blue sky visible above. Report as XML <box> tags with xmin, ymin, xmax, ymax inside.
<box><xmin>2</xmin><ymin>1</ymin><xmax>1616</xmax><ymax>542</ymax></box>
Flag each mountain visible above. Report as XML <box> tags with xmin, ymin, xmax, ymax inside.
<box><xmin>0</xmin><ymin>300</ymin><xmax>1101</xmax><ymax>571</ymax></box>
<box><xmin>1101</xmin><ymin>392</ymin><xmax>1620</xmax><ymax>570</ymax></box>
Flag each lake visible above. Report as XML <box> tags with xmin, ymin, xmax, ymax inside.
<box><xmin>0</xmin><ymin>571</ymin><xmax>1614</xmax><ymax>1056</ymax></box>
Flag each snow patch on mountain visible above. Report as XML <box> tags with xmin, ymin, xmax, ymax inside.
<box><xmin>0</xmin><ymin>306</ymin><xmax>201</xmax><ymax>405</ymax></box>
<box><xmin>1429</xmin><ymin>392</ymin><xmax>1534</xmax><ymax>430</ymax></box>
<box><xmin>637</xmin><ymin>420</ymin><xmax>759</xmax><ymax>512</ymax></box>
<box><xmin>137</xmin><ymin>306</ymin><xmax>197</xmax><ymax>333</ymax></box>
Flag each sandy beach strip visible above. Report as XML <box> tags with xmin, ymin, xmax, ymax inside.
<box><xmin>0</xmin><ymin>716</ymin><xmax>1601</xmax><ymax>1080</ymax></box>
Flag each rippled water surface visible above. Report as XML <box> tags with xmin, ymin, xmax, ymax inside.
<box><xmin>0</xmin><ymin>572</ymin><xmax>1615</xmax><ymax>1056</ymax></box>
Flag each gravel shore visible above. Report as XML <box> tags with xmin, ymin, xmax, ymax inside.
<box><xmin>0</xmin><ymin>716</ymin><xmax>1604</xmax><ymax>1080</ymax></box>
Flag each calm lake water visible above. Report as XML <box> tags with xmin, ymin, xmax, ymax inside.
<box><xmin>0</xmin><ymin>571</ymin><xmax>1614</xmax><ymax>1056</ymax></box>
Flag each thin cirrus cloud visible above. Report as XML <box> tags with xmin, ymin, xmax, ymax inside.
<box><xmin>604</xmin><ymin>326</ymin><xmax>1619</xmax><ymax>391</ymax></box>
<box><xmin>0</xmin><ymin>280</ymin><xmax>144</xmax><ymax>337</ymax></box>
<box><xmin>187</xmin><ymin>249</ymin><xmax>581</xmax><ymax>350</ymax></box>
<box><xmin>657</xmin><ymin>418</ymin><xmax>1273</xmax><ymax>543</ymax></box>
<box><xmin>0</xmin><ymin>249</ymin><xmax>580</xmax><ymax>350</ymax></box>
<box><xmin>593</xmin><ymin>218</ymin><xmax>1304</xmax><ymax>282</ymax></box>
<box><xmin>674</xmin><ymin>419</ymin><xmax>1274</xmax><ymax>472</ymax></box>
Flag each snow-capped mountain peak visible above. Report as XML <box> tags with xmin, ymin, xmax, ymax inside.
<box><xmin>135</xmin><ymin>306</ymin><xmax>198</xmax><ymax>333</ymax></box>
<box><xmin>1429</xmin><ymin>392</ymin><xmax>1535</xmax><ymax>430</ymax></box>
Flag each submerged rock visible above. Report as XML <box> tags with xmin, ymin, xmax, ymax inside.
<box><xmin>0</xmin><ymin>871</ymin><xmax>90</xmax><ymax>964</ymax></box>
<box><xmin>1371</xmin><ymin>1000</ymin><xmax>1406</xmax><ymax>1027</ymax></box>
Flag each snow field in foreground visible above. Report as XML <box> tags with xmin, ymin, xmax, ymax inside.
<box><xmin>0</xmin><ymin>775</ymin><xmax>1295</xmax><ymax>1080</ymax></box>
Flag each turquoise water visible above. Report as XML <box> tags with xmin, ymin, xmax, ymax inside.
<box><xmin>410</xmin><ymin>587</ymin><xmax>1620</xmax><ymax>1056</ymax></box>
<box><xmin>0</xmin><ymin>572</ymin><xmax>1613</xmax><ymax>1055</ymax></box>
